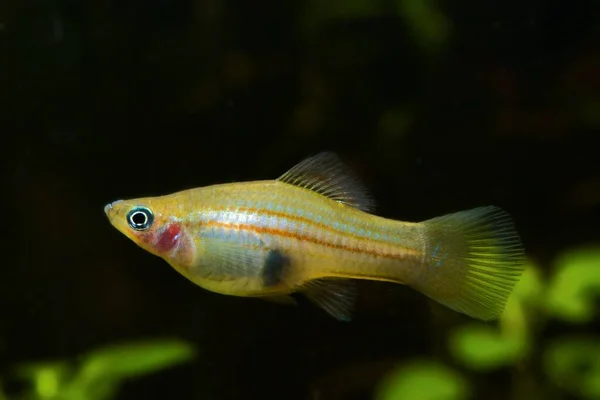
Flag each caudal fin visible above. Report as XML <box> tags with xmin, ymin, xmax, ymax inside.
<box><xmin>413</xmin><ymin>206</ymin><xmax>525</xmax><ymax>320</ymax></box>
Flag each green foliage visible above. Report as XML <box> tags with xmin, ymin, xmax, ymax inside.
<box><xmin>4</xmin><ymin>249</ymin><xmax>599</xmax><ymax>400</ymax></box>
<box><xmin>3</xmin><ymin>338</ymin><xmax>196</xmax><ymax>400</ymax></box>
<box><xmin>376</xmin><ymin>360</ymin><xmax>470</xmax><ymax>400</ymax></box>
<box><xmin>510</xmin><ymin>258</ymin><xmax>544</xmax><ymax>306</ymax></box>
<box><xmin>544</xmin><ymin>338</ymin><xmax>600</xmax><ymax>400</ymax></box>
<box><xmin>448</xmin><ymin>322</ymin><xmax>524</xmax><ymax>371</ymax></box>
<box><xmin>378</xmin><ymin>247</ymin><xmax>600</xmax><ymax>399</ymax></box>
<box><xmin>76</xmin><ymin>339</ymin><xmax>195</xmax><ymax>381</ymax></box>
<box><xmin>14</xmin><ymin>361</ymin><xmax>71</xmax><ymax>399</ymax></box>
<box><xmin>545</xmin><ymin>247</ymin><xmax>600</xmax><ymax>323</ymax></box>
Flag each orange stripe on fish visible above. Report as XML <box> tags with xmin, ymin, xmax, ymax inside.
<box><xmin>203</xmin><ymin>220</ymin><xmax>418</xmax><ymax>260</ymax></box>
<box><xmin>219</xmin><ymin>206</ymin><xmax>402</xmax><ymax>245</ymax></box>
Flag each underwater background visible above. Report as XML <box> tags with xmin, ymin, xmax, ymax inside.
<box><xmin>3</xmin><ymin>1</ymin><xmax>600</xmax><ymax>399</ymax></box>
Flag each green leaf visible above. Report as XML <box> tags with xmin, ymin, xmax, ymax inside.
<box><xmin>5</xmin><ymin>339</ymin><xmax>196</xmax><ymax>400</ymax></box>
<box><xmin>14</xmin><ymin>361</ymin><xmax>72</xmax><ymax>399</ymax></box>
<box><xmin>376</xmin><ymin>360</ymin><xmax>470</xmax><ymax>400</ymax></box>
<box><xmin>545</xmin><ymin>247</ymin><xmax>600</xmax><ymax>323</ymax></box>
<box><xmin>76</xmin><ymin>338</ymin><xmax>196</xmax><ymax>382</ymax></box>
<box><xmin>449</xmin><ymin>321</ymin><xmax>525</xmax><ymax>371</ymax></box>
<box><xmin>543</xmin><ymin>337</ymin><xmax>600</xmax><ymax>399</ymax></box>
<box><xmin>511</xmin><ymin>259</ymin><xmax>543</xmax><ymax>305</ymax></box>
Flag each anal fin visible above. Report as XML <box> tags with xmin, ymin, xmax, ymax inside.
<box><xmin>301</xmin><ymin>278</ymin><xmax>358</xmax><ymax>321</ymax></box>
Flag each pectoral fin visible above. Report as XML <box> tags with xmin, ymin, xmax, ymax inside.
<box><xmin>197</xmin><ymin>233</ymin><xmax>295</xmax><ymax>289</ymax></box>
<box><xmin>195</xmin><ymin>234</ymin><xmax>266</xmax><ymax>280</ymax></box>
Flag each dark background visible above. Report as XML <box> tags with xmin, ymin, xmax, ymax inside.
<box><xmin>3</xmin><ymin>0</ymin><xmax>600</xmax><ymax>399</ymax></box>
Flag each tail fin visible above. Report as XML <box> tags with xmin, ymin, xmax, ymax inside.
<box><xmin>413</xmin><ymin>206</ymin><xmax>525</xmax><ymax>320</ymax></box>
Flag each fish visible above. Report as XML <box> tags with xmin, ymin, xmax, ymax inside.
<box><xmin>104</xmin><ymin>152</ymin><xmax>525</xmax><ymax>321</ymax></box>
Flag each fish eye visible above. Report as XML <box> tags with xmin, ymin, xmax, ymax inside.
<box><xmin>127</xmin><ymin>206</ymin><xmax>154</xmax><ymax>231</ymax></box>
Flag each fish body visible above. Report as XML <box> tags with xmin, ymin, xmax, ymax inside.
<box><xmin>105</xmin><ymin>153</ymin><xmax>525</xmax><ymax>321</ymax></box>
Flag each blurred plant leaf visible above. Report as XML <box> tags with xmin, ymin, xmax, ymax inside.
<box><xmin>396</xmin><ymin>0</ymin><xmax>451</xmax><ymax>55</ymax></box>
<box><xmin>14</xmin><ymin>361</ymin><xmax>72</xmax><ymax>399</ymax></box>
<box><xmin>511</xmin><ymin>259</ymin><xmax>543</xmax><ymax>306</ymax></box>
<box><xmin>76</xmin><ymin>338</ymin><xmax>195</xmax><ymax>382</ymax></box>
<box><xmin>448</xmin><ymin>322</ymin><xmax>525</xmax><ymax>371</ymax></box>
<box><xmin>376</xmin><ymin>360</ymin><xmax>470</xmax><ymax>400</ymax></box>
<box><xmin>9</xmin><ymin>338</ymin><xmax>196</xmax><ymax>400</ymax></box>
<box><xmin>543</xmin><ymin>337</ymin><xmax>600</xmax><ymax>400</ymax></box>
<box><xmin>545</xmin><ymin>247</ymin><xmax>600</xmax><ymax>323</ymax></box>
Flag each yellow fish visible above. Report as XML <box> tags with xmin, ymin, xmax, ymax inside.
<box><xmin>104</xmin><ymin>152</ymin><xmax>525</xmax><ymax>321</ymax></box>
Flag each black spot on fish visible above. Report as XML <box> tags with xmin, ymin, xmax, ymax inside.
<box><xmin>262</xmin><ymin>249</ymin><xmax>290</xmax><ymax>287</ymax></box>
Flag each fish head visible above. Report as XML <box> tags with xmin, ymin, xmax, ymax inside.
<box><xmin>104</xmin><ymin>197</ymin><xmax>194</xmax><ymax>265</ymax></box>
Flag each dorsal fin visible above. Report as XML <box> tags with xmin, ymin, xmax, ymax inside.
<box><xmin>276</xmin><ymin>152</ymin><xmax>375</xmax><ymax>213</ymax></box>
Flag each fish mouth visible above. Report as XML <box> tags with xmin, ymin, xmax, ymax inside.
<box><xmin>104</xmin><ymin>200</ymin><xmax>123</xmax><ymax>216</ymax></box>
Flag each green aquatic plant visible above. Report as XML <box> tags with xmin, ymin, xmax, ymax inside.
<box><xmin>544</xmin><ymin>337</ymin><xmax>600</xmax><ymax>400</ymax></box>
<box><xmin>2</xmin><ymin>338</ymin><xmax>196</xmax><ymax>400</ymax></box>
<box><xmin>545</xmin><ymin>248</ymin><xmax>600</xmax><ymax>323</ymax></box>
<box><xmin>377</xmin><ymin>246</ymin><xmax>600</xmax><ymax>399</ymax></box>
<box><xmin>376</xmin><ymin>360</ymin><xmax>470</xmax><ymax>400</ymax></box>
<box><xmin>4</xmin><ymin>248</ymin><xmax>598</xmax><ymax>400</ymax></box>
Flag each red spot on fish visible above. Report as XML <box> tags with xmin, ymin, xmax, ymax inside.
<box><xmin>155</xmin><ymin>223</ymin><xmax>182</xmax><ymax>253</ymax></box>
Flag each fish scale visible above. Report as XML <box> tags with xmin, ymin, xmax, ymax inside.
<box><xmin>196</xmin><ymin>186</ymin><xmax>422</xmax><ymax>272</ymax></box>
